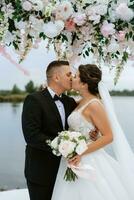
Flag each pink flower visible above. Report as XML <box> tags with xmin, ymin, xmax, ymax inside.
<box><xmin>129</xmin><ymin>55</ymin><xmax>134</xmax><ymax>62</ymax></box>
<box><xmin>73</xmin><ymin>13</ymin><xmax>86</xmax><ymax>26</ymax></box>
<box><xmin>65</xmin><ymin>18</ymin><xmax>76</xmax><ymax>31</ymax></box>
<box><xmin>101</xmin><ymin>21</ymin><xmax>115</xmax><ymax>38</ymax></box>
<box><xmin>117</xmin><ymin>31</ymin><xmax>126</xmax><ymax>42</ymax></box>
<box><xmin>0</xmin><ymin>45</ymin><xmax>5</xmax><ymax>53</ymax></box>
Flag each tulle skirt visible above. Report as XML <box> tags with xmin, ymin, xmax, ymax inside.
<box><xmin>52</xmin><ymin>148</ymin><xmax>134</xmax><ymax>200</ymax></box>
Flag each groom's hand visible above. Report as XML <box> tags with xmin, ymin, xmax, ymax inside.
<box><xmin>89</xmin><ymin>128</ymin><xmax>99</xmax><ymax>141</ymax></box>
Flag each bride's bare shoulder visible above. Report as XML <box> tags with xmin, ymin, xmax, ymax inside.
<box><xmin>86</xmin><ymin>99</ymin><xmax>102</xmax><ymax>110</ymax></box>
<box><xmin>87</xmin><ymin>100</ymin><xmax>104</xmax><ymax>116</ymax></box>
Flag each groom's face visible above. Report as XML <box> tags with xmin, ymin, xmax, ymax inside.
<box><xmin>56</xmin><ymin>65</ymin><xmax>72</xmax><ymax>91</ymax></box>
<box><xmin>72</xmin><ymin>70</ymin><xmax>82</xmax><ymax>91</ymax></box>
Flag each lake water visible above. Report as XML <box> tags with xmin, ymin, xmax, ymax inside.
<box><xmin>0</xmin><ymin>97</ymin><xmax>134</xmax><ymax>190</ymax></box>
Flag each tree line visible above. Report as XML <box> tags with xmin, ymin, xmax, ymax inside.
<box><xmin>0</xmin><ymin>80</ymin><xmax>39</xmax><ymax>96</ymax></box>
<box><xmin>0</xmin><ymin>81</ymin><xmax>42</xmax><ymax>102</ymax></box>
<box><xmin>0</xmin><ymin>81</ymin><xmax>134</xmax><ymax>103</ymax></box>
<box><xmin>0</xmin><ymin>81</ymin><xmax>134</xmax><ymax>96</ymax></box>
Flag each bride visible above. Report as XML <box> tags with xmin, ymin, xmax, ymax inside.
<box><xmin>52</xmin><ymin>64</ymin><xmax>134</xmax><ymax>200</ymax></box>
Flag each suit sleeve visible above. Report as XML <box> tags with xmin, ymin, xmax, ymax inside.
<box><xmin>22</xmin><ymin>94</ymin><xmax>52</xmax><ymax>151</ymax></box>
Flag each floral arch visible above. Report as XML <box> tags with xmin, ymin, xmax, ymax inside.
<box><xmin>0</xmin><ymin>0</ymin><xmax>134</xmax><ymax>83</ymax></box>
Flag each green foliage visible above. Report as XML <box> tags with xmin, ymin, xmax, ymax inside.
<box><xmin>110</xmin><ymin>90</ymin><xmax>134</xmax><ymax>96</ymax></box>
<box><xmin>0</xmin><ymin>88</ymin><xmax>134</xmax><ymax>103</ymax></box>
<box><xmin>0</xmin><ymin>94</ymin><xmax>27</xmax><ymax>102</ymax></box>
<box><xmin>25</xmin><ymin>80</ymin><xmax>37</xmax><ymax>93</ymax></box>
<box><xmin>11</xmin><ymin>84</ymin><xmax>21</xmax><ymax>94</ymax></box>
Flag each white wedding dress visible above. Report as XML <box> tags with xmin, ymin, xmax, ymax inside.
<box><xmin>51</xmin><ymin>99</ymin><xmax>134</xmax><ymax>200</ymax></box>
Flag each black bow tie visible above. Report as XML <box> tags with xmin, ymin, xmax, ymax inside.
<box><xmin>53</xmin><ymin>94</ymin><xmax>64</xmax><ymax>103</ymax></box>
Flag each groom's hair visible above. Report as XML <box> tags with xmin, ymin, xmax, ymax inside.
<box><xmin>46</xmin><ymin>60</ymin><xmax>69</xmax><ymax>82</ymax></box>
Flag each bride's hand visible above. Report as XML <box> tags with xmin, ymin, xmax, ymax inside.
<box><xmin>68</xmin><ymin>155</ymin><xmax>81</xmax><ymax>166</ymax></box>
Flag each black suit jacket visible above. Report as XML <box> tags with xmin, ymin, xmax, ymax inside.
<box><xmin>22</xmin><ymin>88</ymin><xmax>77</xmax><ymax>186</ymax></box>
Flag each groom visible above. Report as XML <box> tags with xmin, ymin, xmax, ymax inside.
<box><xmin>22</xmin><ymin>60</ymin><xmax>77</xmax><ymax>200</ymax></box>
<box><xmin>22</xmin><ymin>60</ymin><xmax>98</xmax><ymax>200</ymax></box>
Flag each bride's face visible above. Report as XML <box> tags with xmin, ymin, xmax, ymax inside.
<box><xmin>72</xmin><ymin>71</ymin><xmax>82</xmax><ymax>91</ymax></box>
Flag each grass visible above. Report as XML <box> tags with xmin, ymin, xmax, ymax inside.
<box><xmin>0</xmin><ymin>94</ymin><xmax>27</xmax><ymax>103</ymax></box>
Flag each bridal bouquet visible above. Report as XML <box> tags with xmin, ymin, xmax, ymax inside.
<box><xmin>47</xmin><ymin>130</ymin><xmax>88</xmax><ymax>181</ymax></box>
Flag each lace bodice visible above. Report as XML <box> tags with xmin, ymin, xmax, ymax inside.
<box><xmin>67</xmin><ymin>98</ymin><xmax>101</xmax><ymax>140</ymax></box>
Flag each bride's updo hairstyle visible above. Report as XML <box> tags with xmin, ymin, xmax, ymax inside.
<box><xmin>79</xmin><ymin>64</ymin><xmax>102</xmax><ymax>95</ymax></box>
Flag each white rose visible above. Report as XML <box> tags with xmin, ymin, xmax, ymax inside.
<box><xmin>3</xmin><ymin>31</ymin><xmax>15</xmax><ymax>44</ymax></box>
<box><xmin>59</xmin><ymin>131</ymin><xmax>69</xmax><ymax>136</ymax></box>
<box><xmin>59</xmin><ymin>140</ymin><xmax>76</xmax><ymax>157</ymax></box>
<box><xmin>95</xmin><ymin>4</ymin><xmax>107</xmax><ymax>16</ymax></box>
<box><xmin>107</xmin><ymin>39</ymin><xmax>120</xmax><ymax>53</ymax></box>
<box><xmin>89</xmin><ymin>14</ymin><xmax>100</xmax><ymax>24</ymax></box>
<box><xmin>29</xmin><ymin>16</ymin><xmax>44</xmax><ymax>32</ymax></box>
<box><xmin>51</xmin><ymin>137</ymin><xmax>59</xmax><ymax>149</ymax></box>
<box><xmin>15</xmin><ymin>21</ymin><xmax>27</xmax><ymax>30</ymax></box>
<box><xmin>116</xmin><ymin>3</ymin><xmax>134</xmax><ymax>22</ymax></box>
<box><xmin>22</xmin><ymin>1</ymin><xmax>32</xmax><ymax>11</ymax></box>
<box><xmin>68</xmin><ymin>131</ymin><xmax>82</xmax><ymax>140</ymax></box>
<box><xmin>95</xmin><ymin>0</ymin><xmax>109</xmax><ymax>4</ymax></box>
<box><xmin>76</xmin><ymin>140</ymin><xmax>88</xmax><ymax>155</ymax></box>
<box><xmin>30</xmin><ymin>0</ymin><xmax>44</xmax><ymax>11</ymax></box>
<box><xmin>55</xmin><ymin>20</ymin><xmax>65</xmax><ymax>32</ymax></box>
<box><xmin>35</xmin><ymin>20</ymin><xmax>44</xmax><ymax>32</ymax></box>
<box><xmin>67</xmin><ymin>130</ymin><xmax>81</xmax><ymax>141</ymax></box>
<box><xmin>42</xmin><ymin>0</ymin><xmax>49</xmax><ymax>6</ymax></box>
<box><xmin>108</xmin><ymin>8</ymin><xmax>117</xmax><ymax>22</ymax></box>
<box><xmin>43</xmin><ymin>21</ymin><xmax>64</xmax><ymax>38</ymax></box>
<box><xmin>55</xmin><ymin>1</ymin><xmax>73</xmax><ymax>20</ymax></box>
<box><xmin>101</xmin><ymin>20</ymin><xmax>115</xmax><ymax>37</ymax></box>
<box><xmin>29</xmin><ymin>15</ymin><xmax>38</xmax><ymax>25</ymax></box>
<box><xmin>29</xmin><ymin>28</ymin><xmax>38</xmax><ymax>37</ymax></box>
<box><xmin>73</xmin><ymin>13</ymin><xmax>86</xmax><ymax>26</ymax></box>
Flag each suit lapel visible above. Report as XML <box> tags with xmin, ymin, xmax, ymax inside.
<box><xmin>42</xmin><ymin>88</ymin><xmax>63</xmax><ymax>129</ymax></box>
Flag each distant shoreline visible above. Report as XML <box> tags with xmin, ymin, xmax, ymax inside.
<box><xmin>0</xmin><ymin>92</ymin><xmax>134</xmax><ymax>103</ymax></box>
<box><xmin>0</xmin><ymin>94</ymin><xmax>27</xmax><ymax>103</ymax></box>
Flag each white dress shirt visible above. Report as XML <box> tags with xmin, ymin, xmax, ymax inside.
<box><xmin>47</xmin><ymin>87</ymin><xmax>65</xmax><ymax>129</ymax></box>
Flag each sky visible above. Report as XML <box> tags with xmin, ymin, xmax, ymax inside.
<box><xmin>0</xmin><ymin>42</ymin><xmax>134</xmax><ymax>91</ymax></box>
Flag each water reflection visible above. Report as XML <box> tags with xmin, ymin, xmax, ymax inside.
<box><xmin>0</xmin><ymin>102</ymin><xmax>26</xmax><ymax>190</ymax></box>
<box><xmin>11</xmin><ymin>103</ymin><xmax>21</xmax><ymax>114</ymax></box>
<box><xmin>0</xmin><ymin>97</ymin><xmax>134</xmax><ymax>190</ymax></box>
